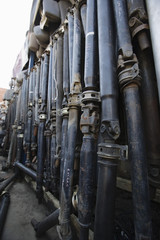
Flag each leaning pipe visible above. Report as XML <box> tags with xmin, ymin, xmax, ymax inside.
<box><xmin>15</xmin><ymin>162</ymin><xmax>37</xmax><ymax>181</ymax></box>
<box><xmin>0</xmin><ymin>174</ymin><xmax>17</xmax><ymax>194</ymax></box>
<box><xmin>31</xmin><ymin>208</ymin><xmax>59</xmax><ymax>237</ymax></box>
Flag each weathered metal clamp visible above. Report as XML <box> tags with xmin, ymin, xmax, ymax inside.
<box><xmin>97</xmin><ymin>143</ymin><xmax>128</xmax><ymax>161</ymax></box>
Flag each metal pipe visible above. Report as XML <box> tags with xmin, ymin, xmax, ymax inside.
<box><xmin>36</xmin><ymin>52</ymin><xmax>49</xmax><ymax>202</ymax></box>
<box><xmin>31</xmin><ymin>208</ymin><xmax>59</xmax><ymax>237</ymax></box>
<box><xmin>78</xmin><ymin>0</ymin><xmax>99</xmax><ymax>239</ymax></box>
<box><xmin>0</xmin><ymin>174</ymin><xmax>17</xmax><ymax>194</ymax></box>
<box><xmin>60</xmin><ymin>26</ymin><xmax>70</xmax><ymax>187</ymax></box>
<box><xmin>0</xmin><ymin>192</ymin><xmax>10</xmax><ymax>237</ymax></box>
<box><xmin>94</xmin><ymin>0</ymin><xmax>120</xmax><ymax>239</ymax></box>
<box><xmin>15</xmin><ymin>162</ymin><xmax>37</xmax><ymax>181</ymax></box>
<box><xmin>59</xmin><ymin>7</ymin><xmax>82</xmax><ymax>239</ymax></box>
<box><xmin>126</xmin><ymin>0</ymin><xmax>160</xmax><ymax>187</ymax></box>
<box><xmin>80</xmin><ymin>4</ymin><xmax>87</xmax><ymax>35</ymax></box>
<box><xmin>53</xmin><ymin>34</ymin><xmax>63</xmax><ymax>193</ymax></box>
<box><xmin>113</xmin><ymin>0</ymin><xmax>152</xmax><ymax>239</ymax></box>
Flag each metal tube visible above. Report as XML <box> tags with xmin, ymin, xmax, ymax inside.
<box><xmin>113</xmin><ymin>0</ymin><xmax>152</xmax><ymax>239</ymax></box>
<box><xmin>80</xmin><ymin>4</ymin><xmax>87</xmax><ymax>35</ymax></box>
<box><xmin>36</xmin><ymin>52</ymin><xmax>49</xmax><ymax>202</ymax></box>
<box><xmin>0</xmin><ymin>192</ymin><xmax>10</xmax><ymax>237</ymax></box>
<box><xmin>15</xmin><ymin>162</ymin><xmax>37</xmax><ymax>181</ymax></box>
<box><xmin>126</xmin><ymin>0</ymin><xmax>160</xmax><ymax>187</ymax></box>
<box><xmin>54</xmin><ymin>35</ymin><xmax>63</xmax><ymax>193</ymax></box>
<box><xmin>31</xmin><ymin>208</ymin><xmax>59</xmax><ymax>237</ymax></box>
<box><xmin>94</xmin><ymin>0</ymin><xmax>120</xmax><ymax>239</ymax></box>
<box><xmin>0</xmin><ymin>174</ymin><xmax>17</xmax><ymax>194</ymax></box>
<box><xmin>59</xmin><ymin>7</ymin><xmax>82</xmax><ymax>239</ymax></box>
<box><xmin>78</xmin><ymin>0</ymin><xmax>99</xmax><ymax>239</ymax></box>
<box><xmin>123</xmin><ymin>85</ymin><xmax>152</xmax><ymax>240</ymax></box>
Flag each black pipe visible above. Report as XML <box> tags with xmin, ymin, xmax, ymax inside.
<box><xmin>50</xmin><ymin>40</ymin><xmax>57</xmax><ymax>186</ymax></box>
<box><xmin>94</xmin><ymin>0</ymin><xmax>120</xmax><ymax>239</ymax></box>
<box><xmin>25</xmin><ymin>70</ymin><xmax>34</xmax><ymax>165</ymax></box>
<box><xmin>68</xmin><ymin>11</ymin><xmax>74</xmax><ymax>88</ymax></box>
<box><xmin>36</xmin><ymin>52</ymin><xmax>49</xmax><ymax>202</ymax></box>
<box><xmin>0</xmin><ymin>192</ymin><xmax>10</xmax><ymax>237</ymax></box>
<box><xmin>113</xmin><ymin>0</ymin><xmax>152</xmax><ymax>239</ymax></box>
<box><xmin>126</xmin><ymin>0</ymin><xmax>160</xmax><ymax>187</ymax></box>
<box><xmin>53</xmin><ymin>35</ymin><xmax>63</xmax><ymax>193</ymax></box>
<box><xmin>31</xmin><ymin>208</ymin><xmax>59</xmax><ymax>237</ymax></box>
<box><xmin>15</xmin><ymin>162</ymin><xmax>37</xmax><ymax>181</ymax></box>
<box><xmin>78</xmin><ymin>0</ymin><xmax>99</xmax><ymax>239</ymax></box>
<box><xmin>60</xmin><ymin>26</ymin><xmax>70</xmax><ymax>187</ymax></box>
<box><xmin>0</xmin><ymin>174</ymin><xmax>17</xmax><ymax>194</ymax></box>
<box><xmin>59</xmin><ymin>7</ymin><xmax>82</xmax><ymax>239</ymax></box>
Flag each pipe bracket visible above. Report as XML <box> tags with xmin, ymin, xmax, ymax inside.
<box><xmin>98</xmin><ymin>143</ymin><xmax>128</xmax><ymax>161</ymax></box>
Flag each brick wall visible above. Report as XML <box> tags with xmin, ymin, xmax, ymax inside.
<box><xmin>0</xmin><ymin>88</ymin><xmax>7</xmax><ymax>102</ymax></box>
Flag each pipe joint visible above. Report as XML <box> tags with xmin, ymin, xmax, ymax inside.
<box><xmin>129</xmin><ymin>8</ymin><xmax>149</xmax><ymax>50</ymax></box>
<box><xmin>118</xmin><ymin>53</ymin><xmax>141</xmax><ymax>91</ymax></box>
<box><xmin>68</xmin><ymin>93</ymin><xmax>81</xmax><ymax>107</ymax></box>
<box><xmin>100</xmin><ymin>120</ymin><xmax>120</xmax><ymax>140</ymax></box>
<box><xmin>80</xmin><ymin>103</ymin><xmax>99</xmax><ymax>135</ymax></box>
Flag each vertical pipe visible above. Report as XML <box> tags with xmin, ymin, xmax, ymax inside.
<box><xmin>94</xmin><ymin>0</ymin><xmax>120</xmax><ymax>239</ymax></box>
<box><xmin>59</xmin><ymin>7</ymin><xmax>82</xmax><ymax>239</ymax></box>
<box><xmin>78</xmin><ymin>1</ymin><xmax>99</xmax><ymax>239</ymax></box>
<box><xmin>54</xmin><ymin>35</ymin><xmax>63</xmax><ymax>192</ymax></box>
<box><xmin>126</xmin><ymin>0</ymin><xmax>160</xmax><ymax>187</ymax></box>
<box><xmin>113</xmin><ymin>0</ymin><xmax>152</xmax><ymax>239</ymax></box>
<box><xmin>36</xmin><ymin>52</ymin><xmax>49</xmax><ymax>202</ymax></box>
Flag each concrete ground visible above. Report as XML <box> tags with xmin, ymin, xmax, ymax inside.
<box><xmin>0</xmin><ymin>157</ymin><xmax>60</xmax><ymax>240</ymax></box>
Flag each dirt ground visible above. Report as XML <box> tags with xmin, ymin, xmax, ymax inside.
<box><xmin>0</xmin><ymin>156</ymin><xmax>59</xmax><ymax>240</ymax></box>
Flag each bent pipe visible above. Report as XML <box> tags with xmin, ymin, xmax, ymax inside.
<box><xmin>0</xmin><ymin>173</ymin><xmax>17</xmax><ymax>194</ymax></box>
<box><xmin>15</xmin><ymin>162</ymin><xmax>37</xmax><ymax>181</ymax></box>
<box><xmin>31</xmin><ymin>208</ymin><xmax>59</xmax><ymax>237</ymax></box>
<box><xmin>0</xmin><ymin>192</ymin><xmax>10</xmax><ymax>237</ymax></box>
